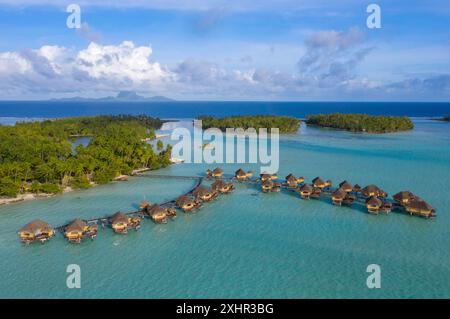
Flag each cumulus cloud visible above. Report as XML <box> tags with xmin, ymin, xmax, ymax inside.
<box><xmin>0</xmin><ymin>41</ymin><xmax>174</xmax><ymax>97</ymax></box>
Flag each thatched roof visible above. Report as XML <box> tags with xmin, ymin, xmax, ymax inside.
<box><xmin>262</xmin><ymin>180</ymin><xmax>274</xmax><ymax>187</ymax></box>
<box><xmin>299</xmin><ymin>184</ymin><xmax>313</xmax><ymax>193</ymax></box>
<box><xmin>312</xmin><ymin>177</ymin><xmax>325</xmax><ymax>186</ymax></box>
<box><xmin>406</xmin><ymin>199</ymin><xmax>434</xmax><ymax>212</ymax></box>
<box><xmin>361</xmin><ymin>184</ymin><xmax>385</xmax><ymax>197</ymax></box>
<box><xmin>212</xmin><ymin>167</ymin><xmax>223</xmax><ymax>174</ymax></box>
<box><xmin>235</xmin><ymin>168</ymin><xmax>246</xmax><ymax>177</ymax></box>
<box><xmin>353</xmin><ymin>184</ymin><xmax>361</xmax><ymax>191</ymax></box>
<box><xmin>332</xmin><ymin>188</ymin><xmax>347</xmax><ymax>199</ymax></box>
<box><xmin>285</xmin><ymin>174</ymin><xmax>297</xmax><ymax>182</ymax></box>
<box><xmin>140</xmin><ymin>200</ymin><xmax>151</xmax><ymax>209</ymax></box>
<box><xmin>147</xmin><ymin>204</ymin><xmax>166</xmax><ymax>216</ymax></box>
<box><xmin>111</xmin><ymin>212</ymin><xmax>128</xmax><ymax>224</ymax></box>
<box><xmin>366</xmin><ymin>196</ymin><xmax>382</xmax><ymax>207</ymax></box>
<box><xmin>176</xmin><ymin>195</ymin><xmax>195</xmax><ymax>206</ymax></box>
<box><xmin>260</xmin><ymin>173</ymin><xmax>271</xmax><ymax>180</ymax></box>
<box><xmin>19</xmin><ymin>219</ymin><xmax>53</xmax><ymax>234</ymax></box>
<box><xmin>393</xmin><ymin>191</ymin><xmax>416</xmax><ymax>203</ymax></box>
<box><xmin>193</xmin><ymin>186</ymin><xmax>213</xmax><ymax>197</ymax></box>
<box><xmin>339</xmin><ymin>180</ymin><xmax>353</xmax><ymax>191</ymax></box>
<box><xmin>65</xmin><ymin>219</ymin><xmax>87</xmax><ymax>233</ymax></box>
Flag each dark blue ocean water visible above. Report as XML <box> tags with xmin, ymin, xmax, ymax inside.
<box><xmin>0</xmin><ymin>101</ymin><xmax>449</xmax><ymax>118</ymax></box>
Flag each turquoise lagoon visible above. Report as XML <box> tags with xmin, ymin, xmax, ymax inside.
<box><xmin>0</xmin><ymin>118</ymin><xmax>449</xmax><ymax>298</ymax></box>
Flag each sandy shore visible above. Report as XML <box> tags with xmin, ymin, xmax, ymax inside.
<box><xmin>0</xmin><ymin>167</ymin><xmax>156</xmax><ymax>207</ymax></box>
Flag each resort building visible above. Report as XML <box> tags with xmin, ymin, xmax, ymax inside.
<box><xmin>261</xmin><ymin>179</ymin><xmax>274</xmax><ymax>192</ymax></box>
<box><xmin>176</xmin><ymin>195</ymin><xmax>199</xmax><ymax>212</ymax></box>
<box><xmin>353</xmin><ymin>184</ymin><xmax>361</xmax><ymax>193</ymax></box>
<box><xmin>193</xmin><ymin>186</ymin><xmax>218</xmax><ymax>202</ymax></box>
<box><xmin>339</xmin><ymin>181</ymin><xmax>353</xmax><ymax>193</ymax></box>
<box><xmin>312</xmin><ymin>177</ymin><xmax>327</xmax><ymax>189</ymax></box>
<box><xmin>404</xmin><ymin>199</ymin><xmax>436</xmax><ymax>218</ymax></box>
<box><xmin>285</xmin><ymin>174</ymin><xmax>298</xmax><ymax>188</ymax></box>
<box><xmin>366</xmin><ymin>196</ymin><xmax>383</xmax><ymax>214</ymax></box>
<box><xmin>110</xmin><ymin>212</ymin><xmax>141</xmax><ymax>233</ymax></box>
<box><xmin>145</xmin><ymin>204</ymin><xmax>168</xmax><ymax>224</ymax></box>
<box><xmin>331</xmin><ymin>188</ymin><xmax>347</xmax><ymax>205</ymax></box>
<box><xmin>64</xmin><ymin>219</ymin><xmax>97</xmax><ymax>243</ymax></box>
<box><xmin>18</xmin><ymin>219</ymin><xmax>55</xmax><ymax>244</ymax></box>
<box><xmin>361</xmin><ymin>185</ymin><xmax>387</xmax><ymax>198</ymax></box>
<box><xmin>210</xmin><ymin>167</ymin><xmax>223</xmax><ymax>178</ymax></box>
<box><xmin>393</xmin><ymin>191</ymin><xmax>417</xmax><ymax>205</ymax></box>
<box><xmin>299</xmin><ymin>184</ymin><xmax>313</xmax><ymax>199</ymax></box>
<box><xmin>211</xmin><ymin>180</ymin><xmax>234</xmax><ymax>194</ymax></box>
<box><xmin>260</xmin><ymin>173</ymin><xmax>272</xmax><ymax>182</ymax></box>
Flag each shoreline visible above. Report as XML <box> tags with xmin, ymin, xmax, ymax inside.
<box><xmin>0</xmin><ymin>167</ymin><xmax>155</xmax><ymax>207</ymax></box>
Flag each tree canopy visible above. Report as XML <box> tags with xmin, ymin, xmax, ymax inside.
<box><xmin>197</xmin><ymin>115</ymin><xmax>300</xmax><ymax>133</ymax></box>
<box><xmin>0</xmin><ymin>115</ymin><xmax>171</xmax><ymax>197</ymax></box>
<box><xmin>306</xmin><ymin>113</ymin><xmax>414</xmax><ymax>133</ymax></box>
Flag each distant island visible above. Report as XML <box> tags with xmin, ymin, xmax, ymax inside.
<box><xmin>51</xmin><ymin>91</ymin><xmax>174</xmax><ymax>102</ymax></box>
<box><xmin>197</xmin><ymin>115</ymin><xmax>301</xmax><ymax>134</ymax></box>
<box><xmin>305</xmin><ymin>113</ymin><xmax>414</xmax><ymax>133</ymax></box>
<box><xmin>434</xmin><ymin>115</ymin><xmax>450</xmax><ymax>122</ymax></box>
<box><xmin>0</xmin><ymin>115</ymin><xmax>171</xmax><ymax>202</ymax></box>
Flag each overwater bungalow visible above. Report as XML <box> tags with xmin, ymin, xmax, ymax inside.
<box><xmin>285</xmin><ymin>174</ymin><xmax>298</xmax><ymax>188</ymax></box>
<box><xmin>325</xmin><ymin>180</ymin><xmax>333</xmax><ymax>188</ymax></box>
<box><xmin>129</xmin><ymin>216</ymin><xmax>142</xmax><ymax>230</ymax></box>
<box><xmin>361</xmin><ymin>185</ymin><xmax>387</xmax><ymax>198</ymax></box>
<box><xmin>393</xmin><ymin>191</ymin><xmax>417</xmax><ymax>205</ymax></box>
<box><xmin>273</xmin><ymin>182</ymin><xmax>281</xmax><ymax>192</ymax></box>
<box><xmin>166</xmin><ymin>207</ymin><xmax>177</xmax><ymax>219</ymax></box>
<box><xmin>212</xmin><ymin>180</ymin><xmax>234</xmax><ymax>194</ymax></box>
<box><xmin>404</xmin><ymin>199</ymin><xmax>436</xmax><ymax>218</ymax></box>
<box><xmin>381</xmin><ymin>201</ymin><xmax>393</xmax><ymax>214</ymax></box>
<box><xmin>297</xmin><ymin>176</ymin><xmax>305</xmax><ymax>184</ymax></box>
<box><xmin>193</xmin><ymin>186</ymin><xmax>218</xmax><ymax>202</ymax></box>
<box><xmin>64</xmin><ymin>219</ymin><xmax>89</xmax><ymax>243</ymax></box>
<box><xmin>260</xmin><ymin>173</ymin><xmax>272</xmax><ymax>182</ymax></box>
<box><xmin>111</xmin><ymin>212</ymin><xmax>129</xmax><ymax>233</ymax></box>
<box><xmin>353</xmin><ymin>184</ymin><xmax>361</xmax><ymax>193</ymax></box>
<box><xmin>18</xmin><ymin>219</ymin><xmax>55</xmax><ymax>244</ymax></box>
<box><xmin>211</xmin><ymin>167</ymin><xmax>223</xmax><ymax>178</ymax></box>
<box><xmin>311</xmin><ymin>187</ymin><xmax>322</xmax><ymax>199</ymax></box>
<box><xmin>331</xmin><ymin>188</ymin><xmax>347</xmax><ymax>205</ymax></box>
<box><xmin>299</xmin><ymin>184</ymin><xmax>313</xmax><ymax>199</ymax></box>
<box><xmin>339</xmin><ymin>181</ymin><xmax>353</xmax><ymax>193</ymax></box>
<box><xmin>261</xmin><ymin>179</ymin><xmax>274</xmax><ymax>193</ymax></box>
<box><xmin>145</xmin><ymin>204</ymin><xmax>168</xmax><ymax>224</ymax></box>
<box><xmin>176</xmin><ymin>195</ymin><xmax>198</xmax><ymax>212</ymax></box>
<box><xmin>312</xmin><ymin>177</ymin><xmax>326</xmax><ymax>189</ymax></box>
<box><xmin>235</xmin><ymin>168</ymin><xmax>247</xmax><ymax>180</ymax></box>
<box><xmin>366</xmin><ymin>196</ymin><xmax>383</xmax><ymax>214</ymax></box>
<box><xmin>342</xmin><ymin>193</ymin><xmax>356</xmax><ymax>206</ymax></box>
<box><xmin>140</xmin><ymin>200</ymin><xmax>151</xmax><ymax>210</ymax></box>
<box><xmin>246</xmin><ymin>171</ymin><xmax>253</xmax><ymax>178</ymax></box>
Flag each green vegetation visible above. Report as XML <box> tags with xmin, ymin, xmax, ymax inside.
<box><xmin>0</xmin><ymin>115</ymin><xmax>172</xmax><ymax>198</ymax></box>
<box><xmin>306</xmin><ymin>113</ymin><xmax>414</xmax><ymax>133</ymax></box>
<box><xmin>197</xmin><ymin>115</ymin><xmax>301</xmax><ymax>133</ymax></box>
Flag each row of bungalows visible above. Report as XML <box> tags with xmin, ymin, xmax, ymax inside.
<box><xmin>331</xmin><ymin>181</ymin><xmax>356</xmax><ymax>206</ymax></box>
<box><xmin>234</xmin><ymin>168</ymin><xmax>253</xmax><ymax>180</ymax></box>
<box><xmin>18</xmin><ymin>220</ymin><xmax>55</xmax><ymax>244</ymax></box>
<box><xmin>110</xmin><ymin>212</ymin><xmax>142</xmax><ymax>234</ymax></box>
<box><xmin>393</xmin><ymin>191</ymin><xmax>436</xmax><ymax>218</ymax></box>
<box><xmin>64</xmin><ymin>219</ymin><xmax>98</xmax><ymax>243</ymax></box>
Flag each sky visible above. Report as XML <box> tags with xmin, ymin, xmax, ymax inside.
<box><xmin>0</xmin><ymin>0</ymin><xmax>449</xmax><ymax>101</ymax></box>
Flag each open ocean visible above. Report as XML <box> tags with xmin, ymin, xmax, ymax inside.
<box><xmin>0</xmin><ymin>102</ymin><xmax>449</xmax><ymax>298</ymax></box>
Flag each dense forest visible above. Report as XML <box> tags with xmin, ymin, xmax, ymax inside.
<box><xmin>305</xmin><ymin>113</ymin><xmax>414</xmax><ymax>133</ymax></box>
<box><xmin>0</xmin><ymin>115</ymin><xmax>171</xmax><ymax>198</ymax></box>
<box><xmin>197</xmin><ymin>115</ymin><xmax>301</xmax><ymax>133</ymax></box>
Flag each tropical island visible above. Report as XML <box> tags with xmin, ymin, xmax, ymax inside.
<box><xmin>305</xmin><ymin>113</ymin><xmax>414</xmax><ymax>133</ymax></box>
<box><xmin>434</xmin><ymin>115</ymin><xmax>450</xmax><ymax>122</ymax></box>
<box><xmin>197</xmin><ymin>115</ymin><xmax>301</xmax><ymax>133</ymax></box>
<box><xmin>0</xmin><ymin>115</ymin><xmax>172</xmax><ymax>202</ymax></box>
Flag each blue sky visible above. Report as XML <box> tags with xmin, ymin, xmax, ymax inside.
<box><xmin>0</xmin><ymin>0</ymin><xmax>449</xmax><ymax>101</ymax></box>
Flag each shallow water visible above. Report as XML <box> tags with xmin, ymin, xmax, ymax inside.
<box><xmin>0</xmin><ymin>118</ymin><xmax>449</xmax><ymax>298</ymax></box>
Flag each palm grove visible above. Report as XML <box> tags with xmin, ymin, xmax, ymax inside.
<box><xmin>0</xmin><ymin>115</ymin><xmax>171</xmax><ymax>197</ymax></box>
